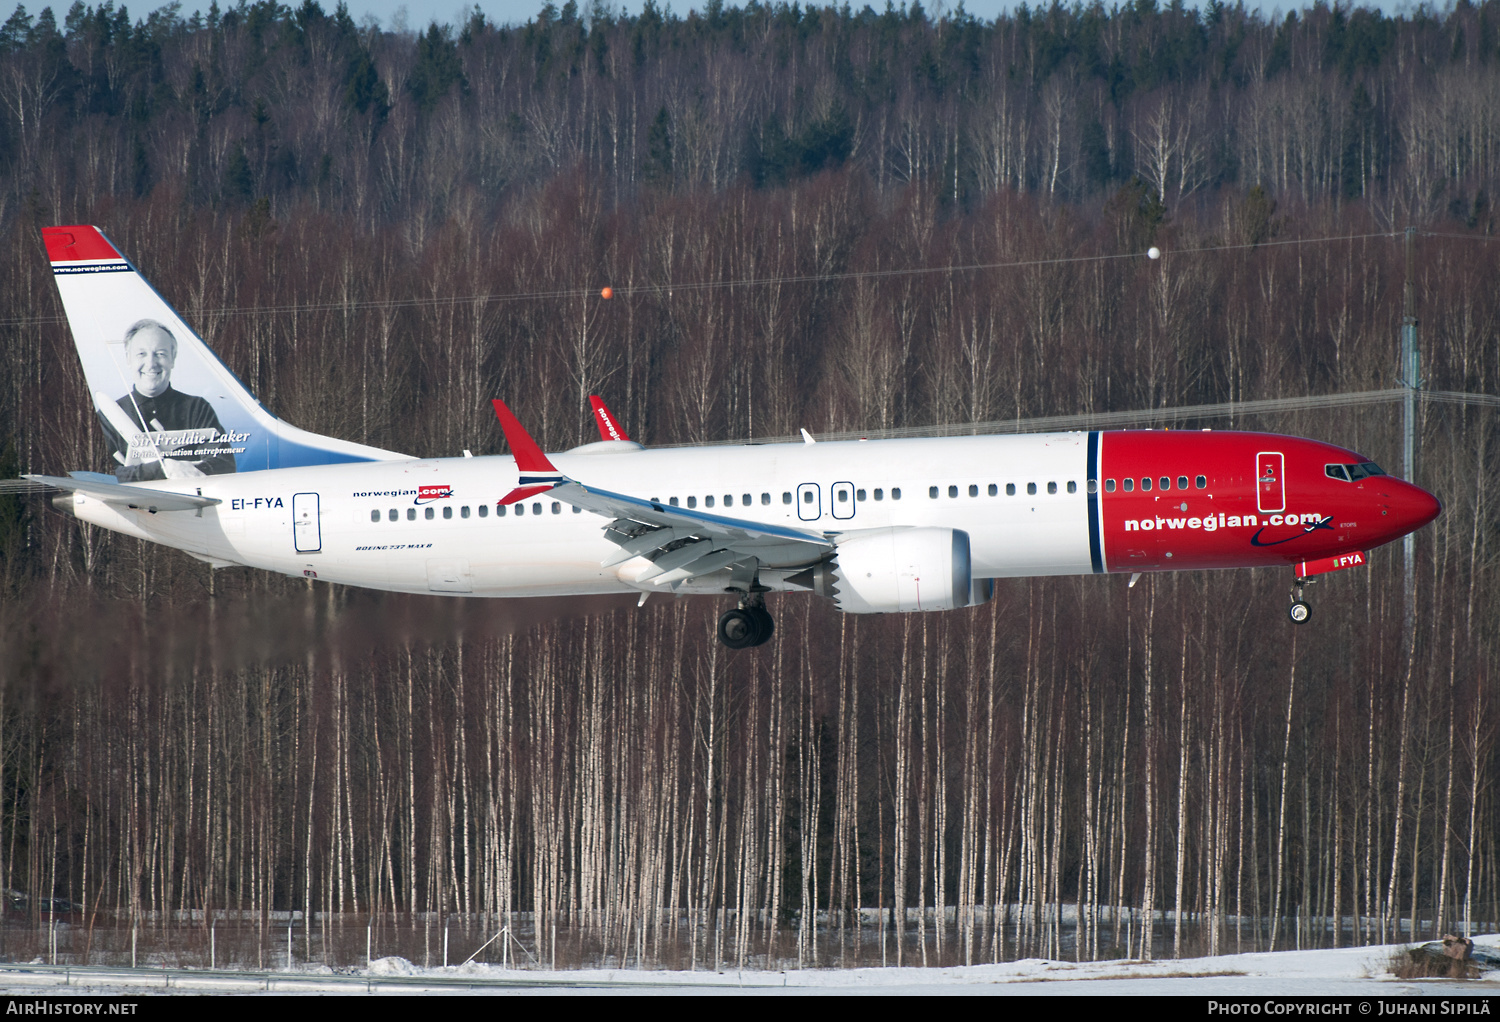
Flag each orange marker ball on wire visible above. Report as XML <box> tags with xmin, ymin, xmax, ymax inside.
<box><xmin>600</xmin><ymin>286</ymin><xmax>614</xmax><ymax>300</ymax></box>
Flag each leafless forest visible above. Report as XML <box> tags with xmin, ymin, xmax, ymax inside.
<box><xmin>0</xmin><ymin>0</ymin><xmax>1496</xmax><ymax>969</ymax></box>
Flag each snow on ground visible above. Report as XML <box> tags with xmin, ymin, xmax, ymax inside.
<box><xmin>0</xmin><ymin>936</ymin><xmax>1496</xmax><ymax>995</ymax></box>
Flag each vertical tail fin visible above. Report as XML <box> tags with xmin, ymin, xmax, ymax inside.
<box><xmin>43</xmin><ymin>225</ymin><xmax>407</xmax><ymax>480</ymax></box>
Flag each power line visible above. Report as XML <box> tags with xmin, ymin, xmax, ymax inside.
<box><xmin>0</xmin><ymin>228</ymin><xmax>1429</xmax><ymax>331</ymax></box>
<box><xmin>675</xmin><ymin>388</ymin><xmax>1500</xmax><ymax>447</ymax></box>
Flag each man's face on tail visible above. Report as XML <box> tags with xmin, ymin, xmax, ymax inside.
<box><xmin>125</xmin><ymin>324</ymin><xmax>175</xmax><ymax>398</ymax></box>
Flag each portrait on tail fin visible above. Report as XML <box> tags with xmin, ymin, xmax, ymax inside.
<box><xmin>104</xmin><ymin>318</ymin><xmax>239</xmax><ymax>481</ymax></box>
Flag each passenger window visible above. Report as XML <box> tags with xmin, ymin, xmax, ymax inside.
<box><xmin>948</xmin><ymin>485</ymin><xmax>959</xmax><ymax>498</ymax></box>
<box><xmin>532</xmin><ymin>503</ymin><xmax>542</xmax><ymax>515</ymax></box>
<box><xmin>573</xmin><ymin>506</ymin><xmax>581</xmax><ymax>513</ymax></box>
<box><xmin>1027</xmin><ymin>483</ymin><xmax>1037</xmax><ymax>495</ymax></box>
<box><xmin>370</xmin><ymin>510</ymin><xmax>380</xmax><ymax>522</ymax></box>
<box><xmin>988</xmin><ymin>484</ymin><xmax>997</xmax><ymax>496</ymax></box>
<box><xmin>1177</xmin><ymin>476</ymin><xmax>1188</xmax><ymax>490</ymax></box>
<box><xmin>705</xmin><ymin>495</ymin><xmax>715</xmax><ymax>508</ymax></box>
<box><xmin>1195</xmin><ymin>475</ymin><xmax>1207</xmax><ymax>489</ymax></box>
<box><xmin>1047</xmin><ymin>482</ymin><xmax>1057</xmax><ymax>495</ymax></box>
<box><xmin>856</xmin><ymin>489</ymin><xmax>866</xmax><ymax>501</ymax></box>
<box><xmin>763</xmin><ymin>493</ymin><xmax>771</xmax><ymax>505</ymax></box>
<box><xmin>782</xmin><ymin>492</ymin><xmax>792</xmax><ymax>504</ymax></box>
<box><xmin>552</xmin><ymin>502</ymin><xmax>561</xmax><ymax>514</ymax></box>
<box><xmin>670</xmin><ymin>497</ymin><xmax>679</xmax><ymax>506</ymax></box>
<box><xmin>1141</xmin><ymin>478</ymin><xmax>1151</xmax><ymax>491</ymax></box>
<box><xmin>496</xmin><ymin>504</ymin><xmax>506</xmax><ymax>517</ymax></box>
<box><xmin>407</xmin><ymin>508</ymin><xmax>416</xmax><ymax>521</ymax></box>
<box><xmin>874</xmin><ymin>488</ymin><xmax>884</xmax><ymax>501</ymax></box>
<box><xmin>443</xmin><ymin>506</ymin><xmax>453</xmax><ymax>519</ymax></box>
<box><xmin>1160</xmin><ymin>477</ymin><xmax>1170</xmax><ymax>490</ymax></box>
<box><xmin>743</xmin><ymin>494</ymin><xmax>752</xmax><ymax>505</ymax></box>
<box><xmin>1067</xmin><ymin>481</ymin><xmax>1077</xmax><ymax>494</ymax></box>
<box><xmin>687</xmin><ymin>496</ymin><xmax>697</xmax><ymax>509</ymax></box>
<box><xmin>515</xmin><ymin>504</ymin><xmax>524</xmax><ymax>516</ymax></box>
<box><xmin>1086</xmin><ymin>479</ymin><xmax>1097</xmax><ymax>494</ymax></box>
<box><xmin>425</xmin><ymin>507</ymin><xmax>435</xmax><ymax>520</ymax></box>
<box><xmin>479</xmin><ymin>505</ymin><xmax>489</xmax><ymax>518</ymax></box>
<box><xmin>837</xmin><ymin>489</ymin><xmax>849</xmax><ymax>502</ymax></box>
<box><xmin>461</xmin><ymin>506</ymin><xmax>470</xmax><ymax>519</ymax></box>
<box><xmin>929</xmin><ymin>486</ymin><xmax>939</xmax><ymax>499</ymax></box>
<box><xmin>968</xmin><ymin>484</ymin><xmax>978</xmax><ymax>497</ymax></box>
<box><xmin>388</xmin><ymin>509</ymin><xmax>397</xmax><ymax>521</ymax></box>
<box><xmin>1106</xmin><ymin>479</ymin><xmax>1116</xmax><ymax>492</ymax></box>
<box><xmin>892</xmin><ymin>488</ymin><xmax>902</xmax><ymax>500</ymax></box>
<box><xmin>1006</xmin><ymin>483</ymin><xmax>1015</xmax><ymax>496</ymax></box>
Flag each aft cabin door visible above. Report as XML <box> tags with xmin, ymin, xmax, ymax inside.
<box><xmin>293</xmin><ymin>492</ymin><xmax>321</xmax><ymax>553</ymax></box>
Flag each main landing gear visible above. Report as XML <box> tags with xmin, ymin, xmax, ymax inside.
<box><xmin>1288</xmin><ymin>575</ymin><xmax>1315</xmax><ymax>625</ymax></box>
<box><xmin>718</xmin><ymin>592</ymin><xmax>774</xmax><ymax>649</ymax></box>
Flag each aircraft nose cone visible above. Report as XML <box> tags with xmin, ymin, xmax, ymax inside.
<box><xmin>1392</xmin><ymin>481</ymin><xmax>1442</xmax><ymax>534</ymax></box>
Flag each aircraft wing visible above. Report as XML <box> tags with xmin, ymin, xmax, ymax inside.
<box><xmin>489</xmin><ymin>398</ymin><xmax>830</xmax><ymax>586</ymax></box>
<box><xmin>24</xmin><ymin>474</ymin><xmax>221</xmax><ymax>512</ymax></box>
<box><xmin>550</xmin><ymin>480</ymin><xmax>833</xmax><ymax>584</ymax></box>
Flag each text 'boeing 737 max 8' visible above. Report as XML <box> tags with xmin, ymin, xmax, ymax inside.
<box><xmin>18</xmin><ymin>225</ymin><xmax>1441</xmax><ymax>647</ymax></box>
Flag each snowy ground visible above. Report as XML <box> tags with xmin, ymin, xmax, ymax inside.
<box><xmin>0</xmin><ymin>935</ymin><xmax>1496</xmax><ymax>995</ymax></box>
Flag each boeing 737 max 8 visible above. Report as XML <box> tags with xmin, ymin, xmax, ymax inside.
<box><xmin>20</xmin><ymin>225</ymin><xmax>1441</xmax><ymax>647</ymax></box>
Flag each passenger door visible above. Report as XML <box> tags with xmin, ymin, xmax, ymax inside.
<box><xmin>796</xmin><ymin>482</ymin><xmax>821</xmax><ymax>521</ymax></box>
<box><xmin>830</xmin><ymin>481</ymin><xmax>856</xmax><ymax>520</ymax></box>
<box><xmin>1256</xmin><ymin>452</ymin><xmax>1285</xmax><ymax>513</ymax></box>
<box><xmin>292</xmin><ymin>492</ymin><xmax>321</xmax><ymax>553</ymax></box>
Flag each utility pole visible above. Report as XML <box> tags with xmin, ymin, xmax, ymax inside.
<box><xmin>1400</xmin><ymin>226</ymin><xmax>1420</xmax><ymax>641</ymax></box>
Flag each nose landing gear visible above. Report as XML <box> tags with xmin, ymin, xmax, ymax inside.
<box><xmin>718</xmin><ymin>593</ymin><xmax>774</xmax><ymax>649</ymax></box>
<box><xmin>1288</xmin><ymin>575</ymin><xmax>1315</xmax><ymax>624</ymax></box>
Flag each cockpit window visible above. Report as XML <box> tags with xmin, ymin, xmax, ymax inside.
<box><xmin>1328</xmin><ymin>462</ymin><xmax>1388</xmax><ymax>482</ymax></box>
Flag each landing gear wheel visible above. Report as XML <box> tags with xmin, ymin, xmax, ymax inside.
<box><xmin>718</xmin><ymin>609</ymin><xmax>760</xmax><ymax>649</ymax></box>
<box><xmin>717</xmin><ymin>603</ymin><xmax>775</xmax><ymax>648</ymax></box>
<box><xmin>749</xmin><ymin>607</ymin><xmax>774</xmax><ymax>645</ymax></box>
<box><xmin>1287</xmin><ymin>574</ymin><xmax>1315</xmax><ymax>625</ymax></box>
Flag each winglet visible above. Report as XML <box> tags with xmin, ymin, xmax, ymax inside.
<box><xmin>589</xmin><ymin>395</ymin><xmax>632</xmax><ymax>443</ymax></box>
<box><xmin>492</xmin><ymin>399</ymin><xmax>564</xmax><ymax>505</ymax></box>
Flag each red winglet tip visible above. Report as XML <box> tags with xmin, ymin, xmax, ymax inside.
<box><xmin>491</xmin><ymin>399</ymin><xmax>557</xmax><ymax>473</ymax></box>
<box><xmin>588</xmin><ymin>395</ymin><xmax>632</xmax><ymax>443</ymax></box>
<box><xmin>498</xmin><ymin>485</ymin><xmax>553</xmax><ymax>506</ymax></box>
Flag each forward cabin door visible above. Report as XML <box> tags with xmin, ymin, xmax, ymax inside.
<box><xmin>293</xmin><ymin>492</ymin><xmax>321</xmax><ymax>553</ymax></box>
<box><xmin>1256</xmin><ymin>452</ymin><xmax>1285</xmax><ymax>514</ymax></box>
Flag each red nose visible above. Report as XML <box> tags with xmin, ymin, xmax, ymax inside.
<box><xmin>1390</xmin><ymin>480</ymin><xmax>1442</xmax><ymax>536</ymax></box>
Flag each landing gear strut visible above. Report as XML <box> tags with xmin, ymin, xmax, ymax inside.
<box><xmin>718</xmin><ymin>592</ymin><xmax>774</xmax><ymax>649</ymax></box>
<box><xmin>1288</xmin><ymin>575</ymin><xmax>1315</xmax><ymax>625</ymax></box>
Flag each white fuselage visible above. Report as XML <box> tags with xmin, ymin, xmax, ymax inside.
<box><xmin>64</xmin><ymin>433</ymin><xmax>1095</xmax><ymax>595</ymax></box>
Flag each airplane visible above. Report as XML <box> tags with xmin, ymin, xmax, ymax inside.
<box><xmin>18</xmin><ymin>225</ymin><xmax>1442</xmax><ymax>648</ymax></box>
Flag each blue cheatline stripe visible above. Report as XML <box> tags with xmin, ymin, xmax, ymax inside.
<box><xmin>1087</xmin><ymin>431</ymin><xmax>1104</xmax><ymax>574</ymax></box>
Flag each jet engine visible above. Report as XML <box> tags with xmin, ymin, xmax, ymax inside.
<box><xmin>796</xmin><ymin>527</ymin><xmax>991</xmax><ymax>613</ymax></box>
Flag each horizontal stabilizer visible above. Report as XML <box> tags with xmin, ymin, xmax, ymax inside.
<box><xmin>24</xmin><ymin>474</ymin><xmax>220</xmax><ymax>512</ymax></box>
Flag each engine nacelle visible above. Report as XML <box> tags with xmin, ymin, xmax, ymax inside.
<box><xmin>808</xmin><ymin>527</ymin><xmax>989</xmax><ymax>614</ymax></box>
